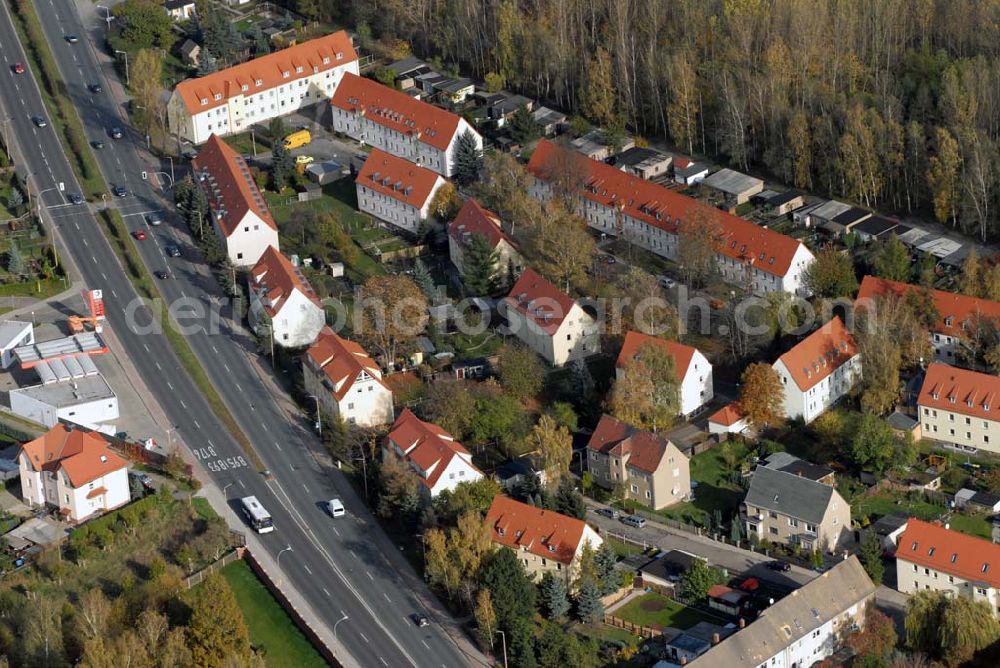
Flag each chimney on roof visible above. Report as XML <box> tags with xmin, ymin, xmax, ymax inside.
<box><xmin>739</xmin><ymin>617</ymin><xmax>746</xmax><ymax>629</ymax></box>
<box><xmin>680</xmin><ymin>659</ymin><xmax>688</xmax><ymax>667</ymax></box>
<box><xmin>100</xmin><ymin>455</ymin><xmax>107</xmax><ymax>463</ymax></box>
<box><xmin>712</xmin><ymin>633</ymin><xmax>720</xmax><ymax>645</ymax></box>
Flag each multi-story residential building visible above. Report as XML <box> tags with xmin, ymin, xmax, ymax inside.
<box><xmin>615</xmin><ymin>331</ymin><xmax>713</xmax><ymax>416</ymax></box>
<box><xmin>18</xmin><ymin>424</ymin><xmax>130</xmax><ymax>523</ymax></box>
<box><xmin>382</xmin><ymin>409</ymin><xmax>483</xmax><ymax>497</ymax></box>
<box><xmin>856</xmin><ymin>275</ymin><xmax>1000</xmax><ymax>365</ymax></box>
<box><xmin>500</xmin><ymin>268</ymin><xmax>600</xmax><ymax>366</ymax></box>
<box><xmin>355</xmin><ymin>149</ymin><xmax>446</xmax><ymax>234</ymax></box>
<box><xmin>330</xmin><ymin>73</ymin><xmax>482</xmax><ymax>178</ymax></box>
<box><xmin>586</xmin><ymin>414</ymin><xmax>690</xmax><ymax>510</ymax></box>
<box><xmin>526</xmin><ymin>139</ymin><xmax>814</xmax><ymax>296</ymax></box>
<box><xmin>168</xmin><ymin>31</ymin><xmax>358</xmax><ymax>145</ymax></box>
<box><xmin>447</xmin><ymin>198</ymin><xmax>523</xmax><ymax>288</ymax></box>
<box><xmin>896</xmin><ymin>518</ymin><xmax>1000</xmax><ymax>616</ymax></box>
<box><xmin>485</xmin><ymin>494</ymin><xmax>603</xmax><ymax>583</ymax></box>
<box><xmin>917</xmin><ymin>362</ymin><xmax>1000</xmax><ymax>455</ymax></box>
<box><xmin>303</xmin><ymin>327</ymin><xmax>394</xmax><ymax>427</ymax></box>
<box><xmin>772</xmin><ymin>317</ymin><xmax>861</xmax><ymax>424</ymax></box>
<box><xmin>691</xmin><ymin>556</ymin><xmax>876</xmax><ymax>667</ymax></box>
<box><xmin>191</xmin><ymin>134</ymin><xmax>280</xmax><ymax>266</ymax></box>
<box><xmin>742</xmin><ymin>464</ymin><xmax>850</xmax><ymax>553</ymax></box>
<box><xmin>248</xmin><ymin>246</ymin><xmax>325</xmax><ymax>348</ymax></box>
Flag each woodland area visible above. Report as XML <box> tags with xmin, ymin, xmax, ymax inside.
<box><xmin>290</xmin><ymin>0</ymin><xmax>1000</xmax><ymax>241</ymax></box>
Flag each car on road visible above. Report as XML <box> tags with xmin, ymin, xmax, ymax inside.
<box><xmin>64</xmin><ymin>34</ymin><xmax>79</xmax><ymax>44</ymax></box>
<box><xmin>88</xmin><ymin>83</ymin><xmax>102</xmax><ymax>94</ymax></box>
<box><xmin>621</xmin><ymin>515</ymin><xmax>646</xmax><ymax>528</ymax></box>
<box><xmin>326</xmin><ymin>498</ymin><xmax>345</xmax><ymax>518</ymax></box>
<box><xmin>11</xmin><ymin>62</ymin><xmax>24</xmax><ymax>74</ymax></box>
<box><xmin>595</xmin><ymin>507</ymin><xmax>620</xmax><ymax>520</ymax></box>
<box><xmin>67</xmin><ymin>192</ymin><xmax>84</xmax><ymax>205</ymax></box>
<box><xmin>32</xmin><ymin>116</ymin><xmax>47</xmax><ymax>128</ymax></box>
<box><xmin>165</xmin><ymin>244</ymin><xmax>181</xmax><ymax>258</ymax></box>
<box><xmin>154</xmin><ymin>270</ymin><xmax>169</xmax><ymax>279</ymax></box>
<box><xmin>765</xmin><ymin>560</ymin><xmax>791</xmax><ymax>572</ymax></box>
<box><xmin>410</xmin><ymin>613</ymin><xmax>429</xmax><ymax>628</ymax></box>
<box><xmin>145</xmin><ymin>213</ymin><xmax>162</xmax><ymax>226</ymax></box>
<box><xmin>91</xmin><ymin>140</ymin><xmax>105</xmax><ymax>149</ymax></box>
<box><xmin>112</xmin><ymin>185</ymin><xmax>127</xmax><ymax>197</ymax></box>
<box><xmin>110</xmin><ymin>127</ymin><xmax>123</xmax><ymax>139</ymax></box>
<box><xmin>133</xmin><ymin>229</ymin><xmax>147</xmax><ymax>240</ymax></box>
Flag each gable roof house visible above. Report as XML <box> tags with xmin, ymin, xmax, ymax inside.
<box><xmin>18</xmin><ymin>424</ymin><xmax>130</xmax><ymax>523</ymax></box>
<box><xmin>303</xmin><ymin>327</ymin><xmax>393</xmax><ymax>427</ymax></box>
<box><xmin>708</xmin><ymin>402</ymin><xmax>749</xmax><ymax>436</ymax></box>
<box><xmin>485</xmin><ymin>494</ymin><xmax>603</xmax><ymax>583</ymax></box>
<box><xmin>447</xmin><ymin>198</ymin><xmax>524</xmax><ymax>288</ymax></box>
<box><xmin>248</xmin><ymin>246</ymin><xmax>325</xmax><ymax>348</ymax></box>
<box><xmin>771</xmin><ymin>317</ymin><xmax>861</xmax><ymax>424</ymax></box>
<box><xmin>527</xmin><ymin>140</ymin><xmax>814</xmax><ymax>296</ymax></box>
<box><xmin>164</xmin><ymin>0</ymin><xmax>196</xmax><ymax>21</ymax></box>
<box><xmin>355</xmin><ymin>149</ymin><xmax>446</xmax><ymax>234</ymax></box>
<box><xmin>616</xmin><ymin>331</ymin><xmax>714</xmax><ymax>417</ymax></box>
<box><xmin>500</xmin><ymin>268</ymin><xmax>600</xmax><ymax>366</ymax></box>
<box><xmin>701</xmin><ymin>168</ymin><xmax>765</xmax><ymax>205</ymax></box>
<box><xmin>331</xmin><ymin>72</ymin><xmax>482</xmax><ymax>178</ymax></box>
<box><xmin>382</xmin><ymin>409</ymin><xmax>483</xmax><ymax>497</ymax></box>
<box><xmin>168</xmin><ymin>31</ymin><xmax>358</xmax><ymax>145</ymax></box>
<box><xmin>613</xmin><ymin>147</ymin><xmax>673</xmax><ymax>181</ymax></box>
<box><xmin>762</xmin><ymin>452</ymin><xmax>835</xmax><ymax>485</ymax></box>
<box><xmin>916</xmin><ymin>362</ymin><xmax>1000</xmax><ymax>455</ymax></box>
<box><xmin>673</xmin><ymin>158</ymin><xmax>709</xmax><ymax>185</ymax></box>
<box><xmin>191</xmin><ymin>134</ymin><xmax>280</xmax><ymax>266</ymax></box>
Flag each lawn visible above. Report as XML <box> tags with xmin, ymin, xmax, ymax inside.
<box><xmin>191</xmin><ymin>497</ymin><xmax>219</xmax><ymax>521</ymax></box>
<box><xmin>614</xmin><ymin>592</ymin><xmax>729</xmax><ymax>630</ymax></box>
<box><xmin>852</xmin><ymin>490</ymin><xmax>946</xmax><ymax>524</ymax></box>
<box><xmin>220</xmin><ymin>560</ymin><xmax>328</xmax><ymax>668</ymax></box>
<box><xmin>946</xmin><ymin>513</ymin><xmax>994</xmax><ymax>540</ymax></box>
<box><xmin>447</xmin><ymin>329</ymin><xmax>503</xmax><ymax>358</ymax></box>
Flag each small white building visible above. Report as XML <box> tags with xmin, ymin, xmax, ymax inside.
<box><xmin>248</xmin><ymin>246</ymin><xmax>325</xmax><ymax>348</ymax></box>
<box><xmin>192</xmin><ymin>134</ymin><xmax>280</xmax><ymax>266</ymax></box>
<box><xmin>302</xmin><ymin>327</ymin><xmax>394</xmax><ymax>427</ymax></box>
<box><xmin>447</xmin><ymin>198</ymin><xmax>523</xmax><ymax>288</ymax></box>
<box><xmin>10</xmin><ymin>375</ymin><xmax>119</xmax><ymax>429</ymax></box>
<box><xmin>355</xmin><ymin>149</ymin><xmax>446</xmax><ymax>233</ymax></box>
<box><xmin>615</xmin><ymin>331</ymin><xmax>713</xmax><ymax>417</ymax></box>
<box><xmin>707</xmin><ymin>403</ymin><xmax>749</xmax><ymax>436</ymax></box>
<box><xmin>500</xmin><ymin>268</ymin><xmax>600</xmax><ymax>367</ymax></box>
<box><xmin>772</xmin><ymin>317</ymin><xmax>861</xmax><ymax>424</ymax></box>
<box><xmin>382</xmin><ymin>409</ymin><xmax>483</xmax><ymax>497</ymax></box>
<box><xmin>0</xmin><ymin>320</ymin><xmax>32</xmax><ymax>368</ymax></box>
<box><xmin>673</xmin><ymin>158</ymin><xmax>709</xmax><ymax>185</ymax></box>
<box><xmin>18</xmin><ymin>424</ymin><xmax>130</xmax><ymax>523</ymax></box>
<box><xmin>163</xmin><ymin>0</ymin><xmax>196</xmax><ymax>21</ymax></box>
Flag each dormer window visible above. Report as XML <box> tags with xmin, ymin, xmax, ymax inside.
<box><xmin>911</xmin><ymin>542</ymin><xmax>918</xmax><ymax>551</ymax></box>
<box><xmin>296</xmin><ymin>66</ymin><xmax>303</xmax><ymax>73</ymax></box>
<box><xmin>282</xmin><ymin>71</ymin><xmax>290</xmax><ymax>78</ymax></box>
<box><xmin>241</xmin><ymin>84</ymin><xmax>249</xmax><ymax>92</ymax></box>
<box><xmin>255</xmin><ymin>79</ymin><xmax>263</xmax><ymax>86</ymax></box>
<box><xmin>945</xmin><ymin>316</ymin><xmax>955</xmax><ymax>326</ymax></box>
<box><xmin>983</xmin><ymin>563</ymin><xmax>990</xmax><ymax>573</ymax></box>
<box><xmin>214</xmin><ymin>93</ymin><xmax>222</xmax><ymax>101</ymax></box>
<box><xmin>515</xmin><ymin>530</ymin><xmax>523</xmax><ymax>539</ymax></box>
<box><xmin>928</xmin><ymin>547</ymin><xmax>936</xmax><ymax>556</ymax></box>
<box><xmin>932</xmin><ymin>392</ymin><xmax>939</xmax><ymax>400</ymax></box>
<box><xmin>322</xmin><ymin>56</ymin><xmax>330</xmax><ymax>64</ymax></box>
<box><xmin>548</xmin><ymin>544</ymin><xmax>556</xmax><ymax>553</ymax></box>
<box><xmin>200</xmin><ymin>98</ymin><xmax>208</xmax><ymax>105</ymax></box>
<box><xmin>497</xmin><ymin>527</ymin><xmax>505</xmax><ymax>536</ymax></box>
<box><xmin>336</xmin><ymin>52</ymin><xmax>344</xmax><ymax>59</ymax></box>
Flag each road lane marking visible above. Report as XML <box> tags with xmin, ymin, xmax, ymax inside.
<box><xmin>154</xmin><ymin>362</ymin><xmax>161</xmax><ymax>370</ymax></box>
<box><xmin>143</xmin><ymin>344</ymin><xmax>150</xmax><ymax>352</ymax></box>
<box><xmin>234</xmin><ymin>382</ymin><xmax>243</xmax><ymax>392</ymax></box>
<box><xmin>421</xmin><ymin>640</ymin><xmax>430</xmax><ymax>650</ymax></box>
<box><xmin>274</xmin><ymin>441</ymin><xmax>282</xmax><ymax>452</ymax></box>
<box><xmin>379</xmin><ymin>658</ymin><xmax>387</xmax><ymax>667</ymax></box>
<box><xmin>180</xmin><ymin>400</ymin><xmax>187</xmax><ymax>408</ymax></box>
<box><xmin>359</xmin><ymin>633</ymin><xmax>369</xmax><ymax>643</ymax></box>
<box><xmin>322</xmin><ymin>587</ymin><xmax>330</xmax><ymax>596</ymax></box>
<box><xmin>193</xmin><ymin>420</ymin><xmax>201</xmax><ymax>429</ymax></box>
<box><xmin>366</xmin><ymin>571</ymin><xmax>374</xmax><ymax>581</ymax></box>
<box><xmin>383</xmin><ymin>593</ymin><xmax>391</xmax><ymax>602</ymax></box>
<box><xmin>238</xmin><ymin>479</ymin><xmax>245</xmax><ymax>489</ymax></box>
<box><xmin>303</xmin><ymin>564</ymin><xmax>313</xmax><ymax>575</ymax></box>
<box><xmin>166</xmin><ymin>381</ymin><xmax>174</xmax><ymax>390</ymax></box>
<box><xmin>332</xmin><ymin>526</ymin><xmax>340</xmax><ymax>537</ymax></box>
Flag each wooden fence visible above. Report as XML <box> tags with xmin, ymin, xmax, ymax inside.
<box><xmin>604</xmin><ymin>614</ymin><xmax>663</xmax><ymax>639</ymax></box>
<box><xmin>182</xmin><ymin>547</ymin><xmax>244</xmax><ymax>589</ymax></box>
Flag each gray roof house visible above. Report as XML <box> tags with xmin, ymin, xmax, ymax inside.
<box><xmin>532</xmin><ymin>106</ymin><xmax>567</xmax><ymax>137</ymax></box>
<box><xmin>762</xmin><ymin>452</ymin><xmax>835</xmax><ymax>485</ymax></box>
<box><xmin>702</xmin><ymin>168</ymin><xmax>765</xmax><ymax>204</ymax></box>
<box><xmin>614</xmin><ymin>147</ymin><xmax>672</xmax><ymax>180</ymax></box>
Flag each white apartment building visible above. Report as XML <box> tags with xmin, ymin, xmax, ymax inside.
<box><xmin>249</xmin><ymin>246</ymin><xmax>325</xmax><ymax>348</ymax></box>
<box><xmin>382</xmin><ymin>409</ymin><xmax>483</xmax><ymax>497</ymax></box>
<box><xmin>616</xmin><ymin>331</ymin><xmax>713</xmax><ymax>417</ymax></box>
<box><xmin>356</xmin><ymin>149</ymin><xmax>446</xmax><ymax>233</ymax></box>
<box><xmin>302</xmin><ymin>327</ymin><xmax>394</xmax><ymax>427</ymax></box>
<box><xmin>527</xmin><ymin>139</ymin><xmax>814</xmax><ymax>296</ymax></box>
<box><xmin>917</xmin><ymin>362</ymin><xmax>1000</xmax><ymax>455</ymax></box>
<box><xmin>192</xmin><ymin>134</ymin><xmax>280</xmax><ymax>266</ymax></box>
<box><xmin>500</xmin><ymin>268</ymin><xmax>600</xmax><ymax>366</ymax></box>
<box><xmin>168</xmin><ymin>31</ymin><xmax>358</xmax><ymax>145</ymax></box>
<box><xmin>772</xmin><ymin>317</ymin><xmax>861</xmax><ymax>424</ymax></box>
<box><xmin>331</xmin><ymin>72</ymin><xmax>482</xmax><ymax>178</ymax></box>
<box><xmin>447</xmin><ymin>198</ymin><xmax>523</xmax><ymax>287</ymax></box>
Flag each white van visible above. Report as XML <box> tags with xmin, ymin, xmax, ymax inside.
<box><xmin>326</xmin><ymin>498</ymin><xmax>345</xmax><ymax>518</ymax></box>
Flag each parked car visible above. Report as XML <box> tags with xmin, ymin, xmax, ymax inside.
<box><xmin>11</xmin><ymin>62</ymin><xmax>24</xmax><ymax>74</ymax></box>
<box><xmin>595</xmin><ymin>507</ymin><xmax>620</xmax><ymax>520</ymax></box>
<box><xmin>128</xmin><ymin>471</ymin><xmax>154</xmax><ymax>490</ymax></box>
<box><xmin>88</xmin><ymin>83</ymin><xmax>102</xmax><ymax>94</ymax></box>
<box><xmin>621</xmin><ymin>515</ymin><xmax>646</xmax><ymax>528</ymax></box>
<box><xmin>32</xmin><ymin>116</ymin><xmax>47</xmax><ymax>128</ymax></box>
<box><xmin>765</xmin><ymin>560</ymin><xmax>791</xmax><ymax>572</ymax></box>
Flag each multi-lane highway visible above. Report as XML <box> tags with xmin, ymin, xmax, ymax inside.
<box><xmin>0</xmin><ymin>1</ymin><xmax>477</xmax><ymax>665</ymax></box>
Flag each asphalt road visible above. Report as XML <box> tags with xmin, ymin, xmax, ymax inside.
<box><xmin>0</xmin><ymin>2</ymin><xmax>476</xmax><ymax>665</ymax></box>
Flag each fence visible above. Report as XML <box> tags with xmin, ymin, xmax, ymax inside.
<box><xmin>603</xmin><ymin>614</ymin><xmax>663</xmax><ymax>639</ymax></box>
<box><xmin>182</xmin><ymin>547</ymin><xmax>244</xmax><ymax>589</ymax></box>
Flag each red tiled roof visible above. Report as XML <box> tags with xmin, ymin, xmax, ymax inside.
<box><xmin>174</xmin><ymin>31</ymin><xmax>357</xmax><ymax>114</ymax></box>
<box><xmin>485</xmin><ymin>495</ymin><xmax>590</xmax><ymax>566</ymax></box>
<box><xmin>331</xmin><ymin>72</ymin><xmax>462</xmax><ymax>151</ymax></box>
<box><xmin>306</xmin><ymin>327</ymin><xmax>387</xmax><ymax>401</ymax></box>
<box><xmin>856</xmin><ymin>275</ymin><xmax>1000</xmax><ymax>341</ymax></box>
<box><xmin>674</xmin><ymin>158</ymin><xmax>692</xmax><ymax>169</ymax></box>
<box><xmin>503</xmin><ymin>268</ymin><xmax>578</xmax><ymax>335</ymax></box>
<box><xmin>250</xmin><ymin>246</ymin><xmax>321</xmax><ymax>317</ymax></box>
<box><xmin>356</xmin><ymin>149</ymin><xmax>443</xmax><ymax>209</ymax></box>
<box><xmin>448</xmin><ymin>198</ymin><xmax>517</xmax><ymax>251</ymax></box>
<box><xmin>192</xmin><ymin>134</ymin><xmax>276</xmax><ymax>236</ymax></box>
<box><xmin>917</xmin><ymin>362</ymin><xmax>1000</xmax><ymax>422</ymax></box>
<box><xmin>774</xmin><ymin>317</ymin><xmax>858</xmax><ymax>392</ymax></box>
<box><xmin>616</xmin><ymin>331</ymin><xmax>698</xmax><ymax>380</ymax></box>
<box><xmin>586</xmin><ymin>414</ymin><xmax>675</xmax><ymax>474</ymax></box>
<box><xmin>20</xmin><ymin>425</ymin><xmax>127</xmax><ymax>488</ymax></box>
<box><xmin>384</xmin><ymin>409</ymin><xmax>481</xmax><ymax>491</ymax></box>
<box><xmin>897</xmin><ymin>518</ymin><xmax>1000</xmax><ymax>589</ymax></box>
<box><xmin>86</xmin><ymin>486</ymin><xmax>107</xmax><ymax>499</ymax></box>
<box><xmin>709</xmin><ymin>402</ymin><xmax>746</xmax><ymax>427</ymax></box>
<box><xmin>527</xmin><ymin>140</ymin><xmax>805</xmax><ymax>278</ymax></box>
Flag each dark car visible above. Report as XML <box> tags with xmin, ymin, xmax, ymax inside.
<box><xmin>112</xmin><ymin>185</ymin><xmax>127</xmax><ymax>197</ymax></box>
<box><xmin>165</xmin><ymin>244</ymin><xmax>181</xmax><ymax>258</ymax></box>
<box><xmin>765</xmin><ymin>560</ymin><xmax>791</xmax><ymax>572</ymax></box>
<box><xmin>65</xmin><ymin>34</ymin><xmax>79</xmax><ymax>44</ymax></box>
<box><xmin>128</xmin><ymin>471</ymin><xmax>154</xmax><ymax>490</ymax></box>
<box><xmin>110</xmin><ymin>127</ymin><xmax>123</xmax><ymax>139</ymax></box>
<box><xmin>154</xmin><ymin>270</ymin><xmax>170</xmax><ymax>279</ymax></box>
<box><xmin>410</xmin><ymin>613</ymin><xmax>429</xmax><ymax>628</ymax></box>
<box><xmin>91</xmin><ymin>140</ymin><xmax>105</xmax><ymax>149</ymax></box>
<box><xmin>145</xmin><ymin>212</ymin><xmax>163</xmax><ymax>226</ymax></box>
<box><xmin>595</xmin><ymin>507</ymin><xmax>620</xmax><ymax>520</ymax></box>
<box><xmin>67</xmin><ymin>192</ymin><xmax>84</xmax><ymax>205</ymax></box>
<box><xmin>88</xmin><ymin>83</ymin><xmax>102</xmax><ymax>94</ymax></box>
<box><xmin>32</xmin><ymin>116</ymin><xmax>47</xmax><ymax>128</ymax></box>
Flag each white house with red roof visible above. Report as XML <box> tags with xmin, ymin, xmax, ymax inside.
<box><xmin>708</xmin><ymin>402</ymin><xmax>749</xmax><ymax>435</ymax></box>
<box><xmin>772</xmin><ymin>317</ymin><xmax>860</xmax><ymax>423</ymax></box>
<box><xmin>248</xmin><ymin>246</ymin><xmax>325</xmax><ymax>348</ymax></box>
<box><xmin>917</xmin><ymin>363</ymin><xmax>1000</xmax><ymax>454</ymax></box>
<box><xmin>382</xmin><ymin>409</ymin><xmax>483</xmax><ymax>497</ymax></box>
<box><xmin>356</xmin><ymin>149</ymin><xmax>446</xmax><ymax>233</ymax></box>
<box><xmin>331</xmin><ymin>73</ymin><xmax>482</xmax><ymax>178</ymax></box>
<box><xmin>616</xmin><ymin>331</ymin><xmax>713</xmax><ymax>416</ymax></box>
<box><xmin>485</xmin><ymin>495</ymin><xmax>602</xmax><ymax>583</ymax></box>
<box><xmin>447</xmin><ymin>198</ymin><xmax>523</xmax><ymax>286</ymax></box>
<box><xmin>168</xmin><ymin>31</ymin><xmax>358</xmax><ymax>144</ymax></box>
<box><xmin>303</xmin><ymin>327</ymin><xmax>393</xmax><ymax>427</ymax></box>
<box><xmin>192</xmin><ymin>134</ymin><xmax>280</xmax><ymax>266</ymax></box>
<box><xmin>527</xmin><ymin>140</ymin><xmax>813</xmax><ymax>296</ymax></box>
<box><xmin>17</xmin><ymin>424</ymin><xmax>130</xmax><ymax>523</ymax></box>
<box><xmin>501</xmin><ymin>268</ymin><xmax>600</xmax><ymax>366</ymax></box>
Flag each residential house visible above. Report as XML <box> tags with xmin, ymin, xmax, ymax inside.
<box><xmin>485</xmin><ymin>494</ymin><xmax>603</xmax><ymax>583</ymax></box>
<box><xmin>638</xmin><ymin>549</ymin><xmax>705</xmax><ymax>591</ymax></box>
<box><xmin>0</xmin><ymin>320</ymin><xmax>32</xmax><ymax>368</ymax></box>
<box><xmin>331</xmin><ymin>73</ymin><xmax>482</xmax><ymax>178</ymax></box>
<box><xmin>18</xmin><ymin>424</ymin><xmax>130</xmax><ymax>523</ymax></box>
<box><xmin>896</xmin><ymin>518</ymin><xmax>1000</xmax><ymax>616</ymax></box>
<box><xmin>742</xmin><ymin>464</ymin><xmax>851</xmax><ymax>552</ymax></box>
<box><xmin>917</xmin><ymin>362</ymin><xmax>1000</xmax><ymax>455</ymax></box>
<box><xmin>164</xmin><ymin>0</ymin><xmax>196</xmax><ymax>21</ymax></box>
<box><xmin>613</xmin><ymin>147</ymin><xmax>673</xmax><ymax>181</ymax></box>
<box><xmin>494</xmin><ymin>456</ymin><xmax>546</xmax><ymax>492</ymax></box>
<box><xmin>865</xmin><ymin>513</ymin><xmax>909</xmax><ymax>555</ymax></box>
<box><xmin>954</xmin><ymin>488</ymin><xmax>1000</xmax><ymax>513</ymax></box>
<box><xmin>771</xmin><ymin>317</ymin><xmax>861</xmax><ymax>423</ymax></box>
<box><xmin>303</xmin><ymin>327</ymin><xmax>394</xmax><ymax>427</ymax></box>
<box><xmin>616</xmin><ymin>331</ymin><xmax>713</xmax><ymax>417</ymax></box>
<box><xmin>570</xmin><ymin>130</ymin><xmax>634</xmax><ymax>161</ymax></box>
<box><xmin>527</xmin><ymin>140</ymin><xmax>814</xmax><ymax>296</ymax></box>
<box><xmin>586</xmin><ymin>414</ymin><xmax>691</xmax><ymax>510</ymax></box>
<box><xmin>248</xmin><ymin>246</ymin><xmax>324</xmax><ymax>347</ymax></box>
<box><xmin>500</xmin><ymin>268</ymin><xmax>600</xmax><ymax>366</ymax></box>
<box><xmin>691</xmin><ymin>557</ymin><xmax>876</xmax><ymax>667</ymax></box>
<box><xmin>667</xmin><ymin>623</ymin><xmax>737</xmax><ymax>665</ymax></box>
<box><xmin>191</xmin><ymin>134</ymin><xmax>280</xmax><ymax>266</ymax></box>
<box><xmin>168</xmin><ymin>31</ymin><xmax>358</xmax><ymax>144</ymax></box>
<box><xmin>447</xmin><ymin>198</ymin><xmax>523</xmax><ymax>286</ymax></box>
<box><xmin>702</xmin><ymin>168</ymin><xmax>764</xmax><ymax>205</ymax></box>
<box><xmin>355</xmin><ymin>149</ymin><xmax>446</xmax><ymax>233</ymax></box>
<box><xmin>762</xmin><ymin>452</ymin><xmax>835</xmax><ymax>485</ymax></box>
<box><xmin>532</xmin><ymin>106</ymin><xmax>567</xmax><ymax>137</ymax></box>
<box><xmin>707</xmin><ymin>403</ymin><xmax>748</xmax><ymax>435</ymax></box>
<box><xmin>382</xmin><ymin>409</ymin><xmax>483</xmax><ymax>497</ymax></box>
<box><xmin>673</xmin><ymin>158</ymin><xmax>709</xmax><ymax>185</ymax></box>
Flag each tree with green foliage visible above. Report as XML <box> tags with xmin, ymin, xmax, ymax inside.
<box><xmin>575</xmin><ymin>578</ymin><xmax>603</xmax><ymax>623</ymax></box>
<box><xmin>609</xmin><ymin>341</ymin><xmax>680</xmax><ymax>432</ymax></box>
<box><xmin>248</xmin><ymin>24</ymin><xmax>270</xmax><ymax>56</ymax></box>
<box><xmin>860</xmin><ymin>533</ymin><xmax>885</xmax><ymax>585</ymax></box>
<box><xmin>112</xmin><ymin>0</ymin><xmax>174</xmax><ymax>50</ymax></box>
<box><xmin>552</xmin><ymin>477</ymin><xmax>586</xmax><ymax>519</ymax></box>
<box><xmin>474</xmin><ymin>588</ymin><xmax>497</xmax><ymax>650</ymax></box>
<box><xmin>197</xmin><ymin>49</ymin><xmax>219</xmax><ymax>75</ymax></box>
<box><xmin>545</xmin><ymin>402</ymin><xmax>578</xmax><ymax>431</ymax></box>
<box><xmin>905</xmin><ymin>590</ymin><xmax>1000</xmax><ymax>666</ymax></box>
<box><xmin>7</xmin><ymin>186</ymin><xmax>23</xmax><ymax>212</ymax></box>
<box><xmin>376</xmin><ymin>454</ymin><xmax>421</xmax><ymax>519</ymax></box>
<box><xmin>497</xmin><ymin>343</ymin><xmax>545</xmax><ymax>401</ymax></box>
<box><xmin>594</xmin><ymin>543</ymin><xmax>619</xmax><ymax>595</ymax></box>
<box><xmin>681</xmin><ymin>558</ymin><xmax>722</xmax><ymax>602</ymax></box>
<box><xmin>460</xmin><ymin>233</ymin><xmax>501</xmax><ymax>296</ymax></box>
<box><xmin>539</xmin><ymin>571</ymin><xmax>570</xmax><ymax>619</ymax></box>
<box><xmin>432</xmin><ymin>477</ymin><xmax>501</xmax><ymax>525</ymax></box>
<box><xmin>509</xmin><ymin>105</ymin><xmax>539</xmax><ymax>145</ymax></box>
<box><xmin>851</xmin><ymin>413</ymin><xmax>897</xmax><ymax>474</ymax></box>
<box><xmin>522</xmin><ymin>415</ymin><xmax>573</xmax><ymax>489</ymax></box>
<box><xmin>453</xmin><ymin>129</ymin><xmax>484</xmax><ymax>186</ymax></box>
<box><xmin>200</xmin><ymin>5</ymin><xmax>243</xmax><ymax>67</ymax></box>
<box><xmin>848</xmin><ymin>607</ymin><xmax>897</xmax><ymax>668</ymax></box>
<box><xmin>872</xmin><ymin>235</ymin><xmax>912</xmax><ymax>282</ymax></box>
<box><xmin>412</xmin><ymin>258</ymin><xmax>436</xmax><ymax>300</ymax></box>
<box><xmin>373</xmin><ymin>67</ymin><xmax>397</xmax><ymax>88</ymax></box>
<box><xmin>804</xmin><ymin>246</ymin><xmax>859</xmax><ymax>298</ymax></box>
<box><xmin>6</xmin><ymin>241</ymin><xmax>23</xmax><ymax>275</ymax></box>
<box><xmin>507</xmin><ymin>616</ymin><xmax>538</xmax><ymax>668</ymax></box>
<box><xmin>469</xmin><ymin>389</ymin><xmax>529</xmax><ymax>453</ymax></box>
<box><xmin>738</xmin><ymin>363</ymin><xmax>785</xmax><ymax>428</ymax></box>
<box><xmin>479</xmin><ymin>547</ymin><xmax>538</xmax><ymax>630</ymax></box>
<box><xmin>270</xmin><ymin>141</ymin><xmax>294</xmax><ymax>191</ymax></box>
<box><xmin>186</xmin><ymin>573</ymin><xmax>252</xmax><ymax>667</ymax></box>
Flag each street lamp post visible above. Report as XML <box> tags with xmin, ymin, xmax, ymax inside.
<box><xmin>114</xmin><ymin>50</ymin><xmax>129</xmax><ymax>86</ymax></box>
<box><xmin>222</xmin><ymin>482</ymin><xmax>233</xmax><ymax>498</ymax></box>
<box><xmin>494</xmin><ymin>630</ymin><xmax>508</xmax><ymax>668</ymax></box>
<box><xmin>95</xmin><ymin>5</ymin><xmax>114</xmax><ymax>28</ymax></box>
<box><xmin>308</xmin><ymin>394</ymin><xmax>321</xmax><ymax>436</ymax></box>
<box><xmin>276</xmin><ymin>545</ymin><xmax>292</xmax><ymax>568</ymax></box>
<box><xmin>333</xmin><ymin>613</ymin><xmax>349</xmax><ymax>641</ymax></box>
<box><xmin>168</xmin><ymin>156</ymin><xmax>174</xmax><ymax>185</ymax></box>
